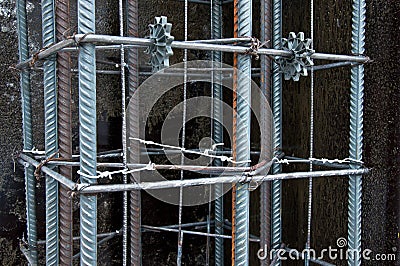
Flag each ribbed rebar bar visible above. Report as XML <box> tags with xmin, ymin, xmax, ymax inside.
<box><xmin>305</xmin><ymin>1</ymin><xmax>315</xmax><ymax>265</ymax></box>
<box><xmin>76</xmin><ymin>168</ymin><xmax>369</xmax><ymax>193</ymax></box>
<box><xmin>233</xmin><ymin>0</ymin><xmax>252</xmax><ymax>265</ymax></box>
<box><xmin>119</xmin><ymin>0</ymin><xmax>128</xmax><ymax>264</ymax></box>
<box><xmin>78</xmin><ymin>0</ymin><xmax>97</xmax><ymax>264</ymax></box>
<box><xmin>348</xmin><ymin>0</ymin><xmax>365</xmax><ymax>265</ymax></box>
<box><xmin>211</xmin><ymin>0</ymin><xmax>224</xmax><ymax>265</ymax></box>
<box><xmin>231</xmin><ymin>0</ymin><xmax>238</xmax><ymax>263</ymax></box>
<box><xmin>260</xmin><ymin>0</ymin><xmax>272</xmax><ymax>265</ymax></box>
<box><xmin>127</xmin><ymin>0</ymin><xmax>141</xmax><ymax>264</ymax></box>
<box><xmin>17</xmin><ymin>0</ymin><xmax>38</xmax><ymax>263</ymax></box>
<box><xmin>41</xmin><ymin>0</ymin><xmax>59</xmax><ymax>264</ymax></box>
<box><xmin>271</xmin><ymin>0</ymin><xmax>282</xmax><ymax>263</ymax></box>
<box><xmin>56</xmin><ymin>0</ymin><xmax>73</xmax><ymax>264</ymax></box>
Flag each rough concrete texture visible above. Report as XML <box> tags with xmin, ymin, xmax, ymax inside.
<box><xmin>0</xmin><ymin>0</ymin><xmax>399</xmax><ymax>265</ymax></box>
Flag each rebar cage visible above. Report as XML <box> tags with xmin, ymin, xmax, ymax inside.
<box><xmin>16</xmin><ymin>0</ymin><xmax>367</xmax><ymax>265</ymax></box>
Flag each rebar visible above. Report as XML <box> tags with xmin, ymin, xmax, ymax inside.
<box><xmin>142</xmin><ymin>225</ymin><xmax>260</xmax><ymax>242</ymax></box>
<box><xmin>211</xmin><ymin>0</ymin><xmax>224</xmax><ymax>265</ymax></box>
<box><xmin>233</xmin><ymin>0</ymin><xmax>252</xmax><ymax>263</ymax></box>
<box><xmin>17</xmin><ymin>0</ymin><xmax>38</xmax><ymax>263</ymax></box>
<box><xmin>305</xmin><ymin>0</ymin><xmax>315</xmax><ymax>265</ymax></box>
<box><xmin>259</xmin><ymin>0</ymin><xmax>272</xmax><ymax>265</ymax></box>
<box><xmin>56</xmin><ymin>0</ymin><xmax>73</xmax><ymax>264</ymax></box>
<box><xmin>78</xmin><ymin>0</ymin><xmax>98</xmax><ymax>263</ymax></box>
<box><xmin>18</xmin><ymin>154</ymin><xmax>76</xmax><ymax>189</ymax></box>
<box><xmin>231</xmin><ymin>0</ymin><xmax>239</xmax><ymax>262</ymax></box>
<box><xmin>271</xmin><ymin>0</ymin><xmax>282</xmax><ymax>263</ymax></box>
<box><xmin>41</xmin><ymin>0</ymin><xmax>59</xmax><ymax>263</ymax></box>
<box><xmin>16</xmin><ymin>35</ymin><xmax>371</xmax><ymax>70</ymax></box>
<box><xmin>118</xmin><ymin>0</ymin><xmax>128</xmax><ymax>264</ymax></box>
<box><xmin>347</xmin><ymin>0</ymin><xmax>365</xmax><ymax>265</ymax></box>
<box><xmin>78</xmin><ymin>169</ymin><xmax>369</xmax><ymax>193</ymax></box>
<box><xmin>177</xmin><ymin>2</ymin><xmax>189</xmax><ymax>264</ymax></box>
<box><xmin>127</xmin><ymin>0</ymin><xmax>141</xmax><ymax>264</ymax></box>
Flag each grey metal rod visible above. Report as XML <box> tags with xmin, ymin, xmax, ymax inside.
<box><xmin>259</xmin><ymin>0</ymin><xmax>272</xmax><ymax>264</ymax></box>
<box><xmin>72</xmin><ymin>231</ymin><xmax>121</xmax><ymax>260</ymax></box>
<box><xmin>347</xmin><ymin>0</ymin><xmax>365</xmax><ymax>265</ymax></box>
<box><xmin>127</xmin><ymin>0</ymin><xmax>142</xmax><ymax>264</ymax></box>
<box><xmin>16</xmin><ymin>34</ymin><xmax>370</xmax><ymax>69</ymax></box>
<box><xmin>16</xmin><ymin>39</ymin><xmax>75</xmax><ymax>69</ymax></box>
<box><xmin>41</xmin><ymin>0</ymin><xmax>59</xmax><ymax>263</ymax></box>
<box><xmin>78</xmin><ymin>168</ymin><xmax>368</xmax><ymax>193</ymax></box>
<box><xmin>37</xmin><ymin>230</ymin><xmax>122</xmax><ymax>244</ymax></box>
<box><xmin>271</xmin><ymin>0</ymin><xmax>283</xmax><ymax>263</ymax></box>
<box><xmin>44</xmin><ymin>160</ymin><xmax>255</xmax><ymax>173</ymax></box>
<box><xmin>19</xmin><ymin>154</ymin><xmax>76</xmax><ymax>190</ymax></box>
<box><xmin>77</xmin><ymin>0</ymin><xmax>98</xmax><ymax>263</ymax></box>
<box><xmin>17</xmin><ymin>0</ymin><xmax>38</xmax><ymax>263</ymax></box>
<box><xmin>188</xmin><ymin>37</ymin><xmax>252</xmax><ymax>43</ymax></box>
<box><xmin>233</xmin><ymin>0</ymin><xmax>253</xmax><ymax>264</ymax></box>
<box><xmin>211</xmin><ymin>0</ymin><xmax>224</xmax><ymax>264</ymax></box>
<box><xmin>141</xmin><ymin>225</ymin><xmax>260</xmax><ymax>242</ymax></box>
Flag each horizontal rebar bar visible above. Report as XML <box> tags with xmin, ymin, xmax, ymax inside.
<box><xmin>37</xmin><ymin>230</ymin><xmax>122</xmax><ymax>245</ymax></box>
<box><xmin>44</xmin><ymin>161</ymin><xmax>254</xmax><ymax>173</ymax></box>
<box><xmin>18</xmin><ymin>154</ymin><xmax>76</xmax><ymax>189</ymax></box>
<box><xmin>18</xmin><ymin>154</ymin><xmax>368</xmax><ymax>193</ymax></box>
<box><xmin>142</xmin><ymin>225</ymin><xmax>260</xmax><ymax>242</ymax></box>
<box><xmin>16</xmin><ymin>35</ymin><xmax>370</xmax><ymax>69</ymax></box>
<box><xmin>188</xmin><ymin>37</ymin><xmax>253</xmax><ymax>43</ymax></box>
<box><xmin>79</xmin><ymin>168</ymin><xmax>368</xmax><ymax>193</ymax></box>
<box><xmin>72</xmin><ymin>230</ymin><xmax>121</xmax><ymax>260</ymax></box>
<box><xmin>16</xmin><ymin>39</ymin><xmax>75</xmax><ymax>69</ymax></box>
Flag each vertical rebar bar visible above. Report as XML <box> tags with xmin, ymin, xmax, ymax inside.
<box><xmin>119</xmin><ymin>0</ymin><xmax>128</xmax><ymax>264</ymax></box>
<box><xmin>17</xmin><ymin>1</ymin><xmax>37</xmax><ymax>263</ymax></box>
<box><xmin>211</xmin><ymin>0</ymin><xmax>224</xmax><ymax>265</ymax></box>
<box><xmin>78</xmin><ymin>0</ymin><xmax>97</xmax><ymax>263</ymax></box>
<box><xmin>233</xmin><ymin>0</ymin><xmax>252</xmax><ymax>265</ymax></box>
<box><xmin>56</xmin><ymin>0</ymin><xmax>73</xmax><ymax>264</ymax></box>
<box><xmin>305</xmin><ymin>1</ymin><xmax>314</xmax><ymax>265</ymax></box>
<box><xmin>260</xmin><ymin>0</ymin><xmax>272</xmax><ymax>265</ymax></box>
<box><xmin>271</xmin><ymin>0</ymin><xmax>282</xmax><ymax>263</ymax></box>
<box><xmin>41</xmin><ymin>0</ymin><xmax>59</xmax><ymax>264</ymax></box>
<box><xmin>127</xmin><ymin>0</ymin><xmax>141</xmax><ymax>264</ymax></box>
<box><xmin>177</xmin><ymin>2</ymin><xmax>189</xmax><ymax>264</ymax></box>
<box><xmin>231</xmin><ymin>0</ymin><xmax>239</xmax><ymax>263</ymax></box>
<box><xmin>348</xmin><ymin>0</ymin><xmax>365</xmax><ymax>265</ymax></box>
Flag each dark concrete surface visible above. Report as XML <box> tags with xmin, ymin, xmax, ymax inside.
<box><xmin>0</xmin><ymin>0</ymin><xmax>398</xmax><ymax>265</ymax></box>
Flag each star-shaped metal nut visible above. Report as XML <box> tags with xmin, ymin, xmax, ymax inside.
<box><xmin>275</xmin><ymin>32</ymin><xmax>314</xmax><ymax>81</ymax></box>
